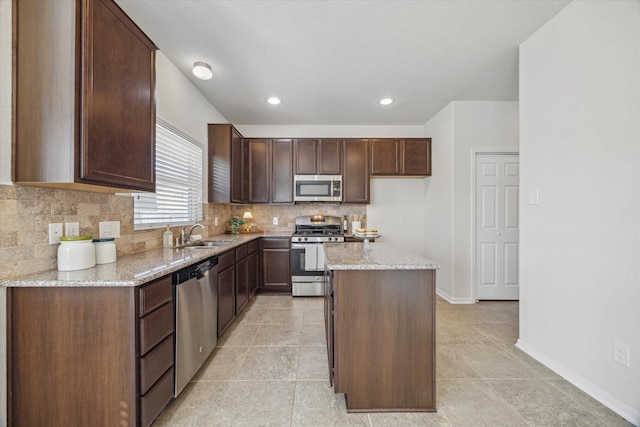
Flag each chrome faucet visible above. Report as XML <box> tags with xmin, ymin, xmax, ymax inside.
<box><xmin>184</xmin><ymin>224</ymin><xmax>205</xmax><ymax>244</ymax></box>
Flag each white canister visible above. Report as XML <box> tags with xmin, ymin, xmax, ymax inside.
<box><xmin>351</xmin><ymin>221</ymin><xmax>362</xmax><ymax>233</ymax></box>
<box><xmin>58</xmin><ymin>236</ymin><xmax>96</xmax><ymax>271</ymax></box>
<box><xmin>93</xmin><ymin>238</ymin><xmax>117</xmax><ymax>264</ymax></box>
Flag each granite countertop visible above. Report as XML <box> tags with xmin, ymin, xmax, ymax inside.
<box><xmin>1</xmin><ymin>234</ymin><xmax>291</xmax><ymax>288</ymax></box>
<box><xmin>324</xmin><ymin>242</ymin><xmax>440</xmax><ymax>270</ymax></box>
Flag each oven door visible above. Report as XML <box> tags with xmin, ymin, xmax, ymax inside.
<box><xmin>291</xmin><ymin>243</ymin><xmax>326</xmax><ymax>296</ymax></box>
<box><xmin>291</xmin><ymin>243</ymin><xmax>325</xmax><ymax>275</ymax></box>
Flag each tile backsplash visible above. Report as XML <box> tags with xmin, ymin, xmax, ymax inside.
<box><xmin>0</xmin><ymin>184</ymin><xmax>365</xmax><ymax>280</ymax></box>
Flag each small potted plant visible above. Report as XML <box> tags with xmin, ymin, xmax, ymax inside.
<box><xmin>227</xmin><ymin>216</ymin><xmax>247</xmax><ymax>235</ymax></box>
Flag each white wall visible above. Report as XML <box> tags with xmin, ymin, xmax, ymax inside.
<box><xmin>518</xmin><ymin>1</ymin><xmax>640</xmax><ymax>423</ymax></box>
<box><xmin>423</xmin><ymin>101</ymin><xmax>519</xmax><ymax>303</ymax></box>
<box><xmin>155</xmin><ymin>51</ymin><xmax>228</xmax><ymax>201</ymax></box>
<box><xmin>423</xmin><ymin>104</ymin><xmax>455</xmax><ymax>298</ymax></box>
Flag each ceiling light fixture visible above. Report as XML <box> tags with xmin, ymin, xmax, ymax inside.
<box><xmin>267</xmin><ymin>97</ymin><xmax>282</xmax><ymax>105</ymax></box>
<box><xmin>192</xmin><ymin>62</ymin><xmax>213</xmax><ymax>80</ymax></box>
<box><xmin>379</xmin><ymin>98</ymin><xmax>394</xmax><ymax>106</ymax></box>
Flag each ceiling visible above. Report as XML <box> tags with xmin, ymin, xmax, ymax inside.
<box><xmin>115</xmin><ymin>0</ymin><xmax>570</xmax><ymax>126</ymax></box>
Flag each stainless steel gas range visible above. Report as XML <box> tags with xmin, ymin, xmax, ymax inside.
<box><xmin>291</xmin><ymin>215</ymin><xmax>344</xmax><ymax>296</ymax></box>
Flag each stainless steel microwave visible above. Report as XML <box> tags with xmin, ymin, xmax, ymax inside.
<box><xmin>294</xmin><ymin>175</ymin><xmax>342</xmax><ymax>202</ymax></box>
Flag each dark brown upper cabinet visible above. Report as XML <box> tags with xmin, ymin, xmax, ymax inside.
<box><xmin>14</xmin><ymin>0</ymin><xmax>157</xmax><ymax>192</ymax></box>
<box><xmin>246</xmin><ymin>139</ymin><xmax>270</xmax><ymax>204</ymax></box>
<box><xmin>370</xmin><ymin>138</ymin><xmax>432</xmax><ymax>177</ymax></box>
<box><xmin>271</xmin><ymin>139</ymin><xmax>294</xmax><ymax>203</ymax></box>
<box><xmin>294</xmin><ymin>139</ymin><xmax>342</xmax><ymax>175</ymax></box>
<box><xmin>208</xmin><ymin>124</ymin><xmax>245</xmax><ymax>203</ymax></box>
<box><xmin>342</xmin><ymin>139</ymin><xmax>370</xmax><ymax>204</ymax></box>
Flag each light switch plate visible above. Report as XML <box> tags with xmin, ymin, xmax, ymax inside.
<box><xmin>99</xmin><ymin>221</ymin><xmax>121</xmax><ymax>238</ymax></box>
<box><xmin>49</xmin><ymin>223</ymin><xmax>63</xmax><ymax>244</ymax></box>
<box><xmin>273</xmin><ymin>217</ymin><xmax>279</xmax><ymax>225</ymax></box>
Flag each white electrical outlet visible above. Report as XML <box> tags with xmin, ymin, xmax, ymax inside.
<box><xmin>65</xmin><ymin>222</ymin><xmax>80</xmax><ymax>237</ymax></box>
<box><xmin>399</xmin><ymin>216</ymin><xmax>406</xmax><ymax>225</ymax></box>
<box><xmin>613</xmin><ymin>341</ymin><xmax>630</xmax><ymax>367</ymax></box>
<box><xmin>214</xmin><ymin>216</ymin><xmax>219</xmax><ymax>227</ymax></box>
<box><xmin>99</xmin><ymin>221</ymin><xmax>121</xmax><ymax>238</ymax></box>
<box><xmin>272</xmin><ymin>217</ymin><xmax>279</xmax><ymax>225</ymax></box>
<box><xmin>529</xmin><ymin>189</ymin><xmax>539</xmax><ymax>205</ymax></box>
<box><xmin>48</xmin><ymin>223</ymin><xmax>63</xmax><ymax>244</ymax></box>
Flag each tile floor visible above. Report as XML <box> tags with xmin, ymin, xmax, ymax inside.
<box><xmin>154</xmin><ymin>294</ymin><xmax>632</xmax><ymax>426</ymax></box>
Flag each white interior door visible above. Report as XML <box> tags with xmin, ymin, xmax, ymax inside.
<box><xmin>475</xmin><ymin>154</ymin><xmax>519</xmax><ymax>300</ymax></box>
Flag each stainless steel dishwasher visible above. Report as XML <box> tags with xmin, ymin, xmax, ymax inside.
<box><xmin>173</xmin><ymin>255</ymin><xmax>219</xmax><ymax>396</ymax></box>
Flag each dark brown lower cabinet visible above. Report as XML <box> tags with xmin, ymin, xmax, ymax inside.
<box><xmin>9</xmin><ymin>275</ymin><xmax>174</xmax><ymax>427</ymax></box>
<box><xmin>259</xmin><ymin>237</ymin><xmax>291</xmax><ymax>292</ymax></box>
<box><xmin>217</xmin><ymin>249</ymin><xmax>236</xmax><ymax>337</ymax></box>
<box><xmin>236</xmin><ymin>248</ymin><xmax>250</xmax><ymax>314</ymax></box>
<box><xmin>325</xmin><ymin>268</ymin><xmax>436</xmax><ymax>412</ymax></box>
<box><xmin>248</xmin><ymin>240</ymin><xmax>259</xmax><ymax>297</ymax></box>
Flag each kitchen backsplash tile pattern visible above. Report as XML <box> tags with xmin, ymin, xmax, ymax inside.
<box><xmin>0</xmin><ymin>184</ymin><xmax>366</xmax><ymax>280</ymax></box>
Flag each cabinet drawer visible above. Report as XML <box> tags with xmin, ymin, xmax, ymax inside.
<box><xmin>235</xmin><ymin>244</ymin><xmax>248</xmax><ymax>261</ymax></box>
<box><xmin>139</xmin><ymin>275</ymin><xmax>172</xmax><ymax>317</ymax></box>
<box><xmin>248</xmin><ymin>240</ymin><xmax>258</xmax><ymax>254</ymax></box>
<box><xmin>140</xmin><ymin>302</ymin><xmax>173</xmax><ymax>355</ymax></box>
<box><xmin>218</xmin><ymin>249</ymin><xmax>235</xmax><ymax>271</ymax></box>
<box><xmin>140</xmin><ymin>334</ymin><xmax>174</xmax><ymax>394</ymax></box>
<box><xmin>140</xmin><ymin>366</ymin><xmax>174</xmax><ymax>427</ymax></box>
<box><xmin>261</xmin><ymin>238</ymin><xmax>290</xmax><ymax>249</ymax></box>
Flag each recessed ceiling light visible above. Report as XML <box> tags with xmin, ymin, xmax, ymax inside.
<box><xmin>267</xmin><ymin>97</ymin><xmax>282</xmax><ymax>105</ymax></box>
<box><xmin>379</xmin><ymin>98</ymin><xmax>394</xmax><ymax>106</ymax></box>
<box><xmin>192</xmin><ymin>62</ymin><xmax>213</xmax><ymax>80</ymax></box>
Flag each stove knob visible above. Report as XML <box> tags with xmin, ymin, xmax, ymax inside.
<box><xmin>297</xmin><ymin>237</ymin><xmax>302</xmax><ymax>242</ymax></box>
<box><xmin>303</xmin><ymin>237</ymin><xmax>308</xmax><ymax>242</ymax></box>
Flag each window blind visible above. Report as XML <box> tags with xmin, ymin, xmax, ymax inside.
<box><xmin>134</xmin><ymin>118</ymin><xmax>203</xmax><ymax>230</ymax></box>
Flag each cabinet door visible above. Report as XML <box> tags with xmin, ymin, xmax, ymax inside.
<box><xmin>371</xmin><ymin>139</ymin><xmax>402</xmax><ymax>176</ymax></box>
<box><xmin>271</xmin><ymin>139</ymin><xmax>294</xmax><ymax>203</ymax></box>
<box><xmin>294</xmin><ymin>139</ymin><xmax>319</xmax><ymax>174</ymax></box>
<box><xmin>235</xmin><ymin>256</ymin><xmax>250</xmax><ymax>314</ymax></box>
<box><xmin>208</xmin><ymin>124</ymin><xmax>245</xmax><ymax>203</ymax></box>
<box><xmin>402</xmin><ymin>138</ymin><xmax>432</xmax><ymax>176</ymax></box>
<box><xmin>231</xmin><ymin>128</ymin><xmax>246</xmax><ymax>203</ymax></box>
<box><xmin>247</xmin><ymin>139</ymin><xmax>270</xmax><ymax>203</ymax></box>
<box><xmin>318</xmin><ymin>139</ymin><xmax>342</xmax><ymax>175</ymax></box>
<box><xmin>217</xmin><ymin>266</ymin><xmax>236</xmax><ymax>337</ymax></box>
<box><xmin>248</xmin><ymin>251</ymin><xmax>259</xmax><ymax>297</ymax></box>
<box><xmin>79</xmin><ymin>0</ymin><xmax>156</xmax><ymax>191</ymax></box>
<box><xmin>342</xmin><ymin>139</ymin><xmax>370</xmax><ymax>204</ymax></box>
<box><xmin>260</xmin><ymin>238</ymin><xmax>291</xmax><ymax>292</ymax></box>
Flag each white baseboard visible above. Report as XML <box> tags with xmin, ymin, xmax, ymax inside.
<box><xmin>516</xmin><ymin>339</ymin><xmax>639</xmax><ymax>426</ymax></box>
<box><xmin>435</xmin><ymin>288</ymin><xmax>475</xmax><ymax>304</ymax></box>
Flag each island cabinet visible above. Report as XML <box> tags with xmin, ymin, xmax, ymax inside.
<box><xmin>342</xmin><ymin>139</ymin><xmax>370</xmax><ymax>203</ymax></box>
<box><xmin>370</xmin><ymin>138</ymin><xmax>432</xmax><ymax>176</ymax></box>
<box><xmin>208</xmin><ymin>124</ymin><xmax>245</xmax><ymax>203</ymax></box>
<box><xmin>10</xmin><ymin>275</ymin><xmax>174</xmax><ymax>427</ymax></box>
<box><xmin>15</xmin><ymin>0</ymin><xmax>157</xmax><ymax>192</ymax></box>
<box><xmin>294</xmin><ymin>139</ymin><xmax>343</xmax><ymax>175</ymax></box>
<box><xmin>259</xmin><ymin>237</ymin><xmax>291</xmax><ymax>292</ymax></box>
<box><xmin>324</xmin><ymin>243</ymin><xmax>438</xmax><ymax>412</ymax></box>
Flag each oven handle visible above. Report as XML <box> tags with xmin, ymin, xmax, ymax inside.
<box><xmin>292</xmin><ymin>243</ymin><xmax>320</xmax><ymax>249</ymax></box>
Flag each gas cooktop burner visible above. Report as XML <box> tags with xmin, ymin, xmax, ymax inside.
<box><xmin>292</xmin><ymin>215</ymin><xmax>345</xmax><ymax>243</ymax></box>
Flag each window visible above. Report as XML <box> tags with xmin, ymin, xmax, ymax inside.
<box><xmin>134</xmin><ymin>118</ymin><xmax>203</xmax><ymax>230</ymax></box>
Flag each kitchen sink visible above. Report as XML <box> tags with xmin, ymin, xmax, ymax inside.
<box><xmin>182</xmin><ymin>239</ymin><xmax>233</xmax><ymax>248</ymax></box>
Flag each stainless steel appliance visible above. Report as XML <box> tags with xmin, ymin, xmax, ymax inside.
<box><xmin>291</xmin><ymin>215</ymin><xmax>344</xmax><ymax>296</ymax></box>
<box><xmin>294</xmin><ymin>175</ymin><xmax>342</xmax><ymax>202</ymax></box>
<box><xmin>173</xmin><ymin>256</ymin><xmax>219</xmax><ymax>396</ymax></box>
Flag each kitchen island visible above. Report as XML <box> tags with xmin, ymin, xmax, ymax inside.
<box><xmin>323</xmin><ymin>242</ymin><xmax>440</xmax><ymax>412</ymax></box>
